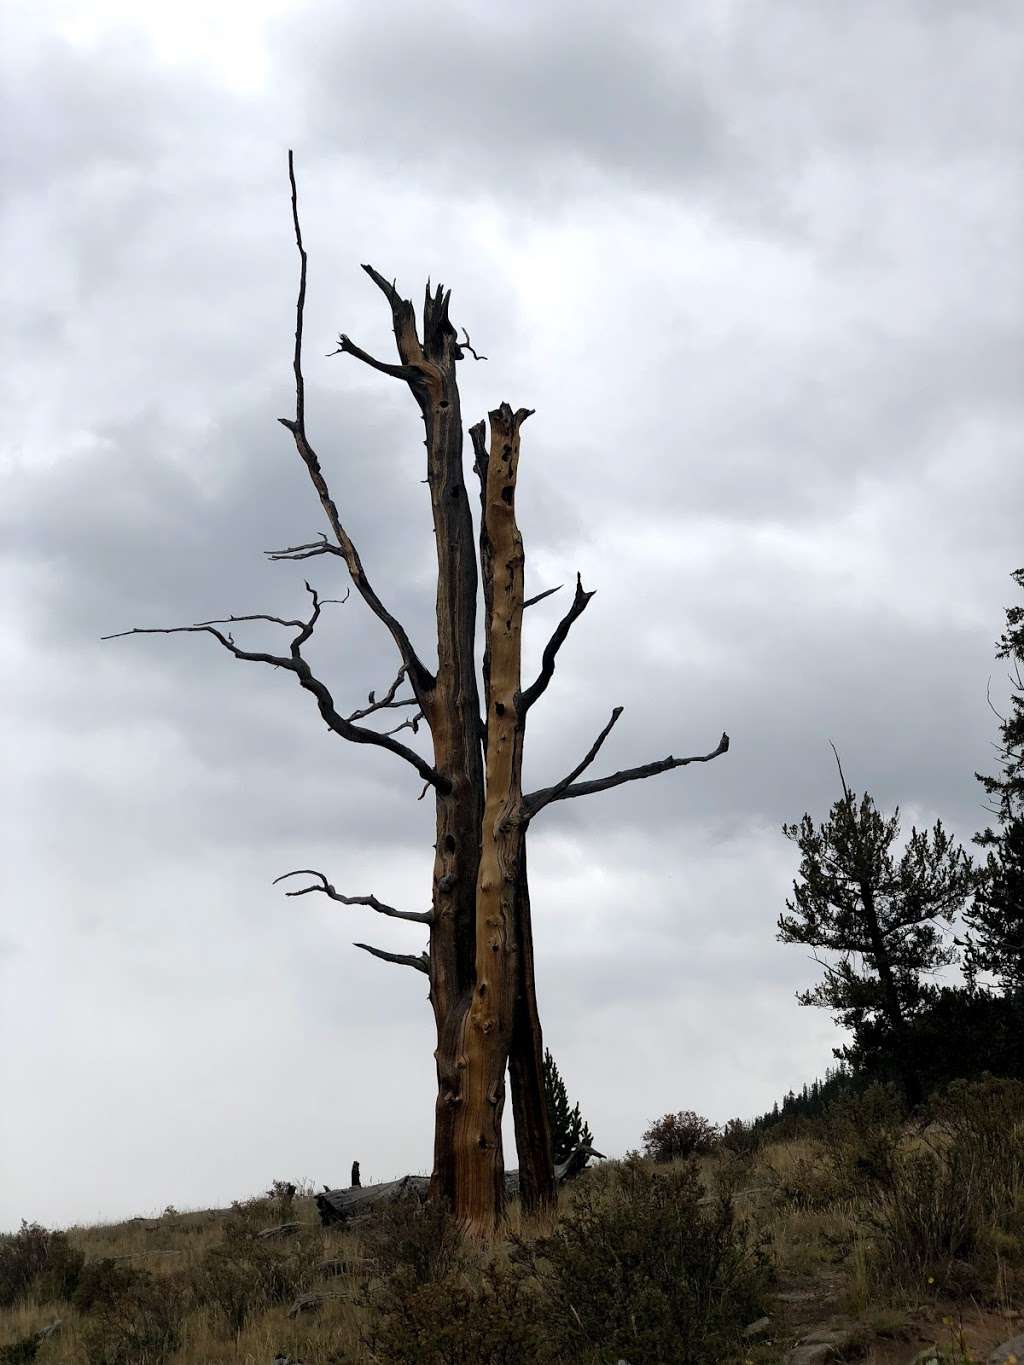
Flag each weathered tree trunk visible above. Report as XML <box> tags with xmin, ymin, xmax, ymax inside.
<box><xmin>508</xmin><ymin>841</ymin><xmax>557</xmax><ymax>1211</ymax></box>
<box><xmin>448</xmin><ymin>403</ymin><xmax>532</xmax><ymax>1232</ymax></box>
<box><xmin>116</xmin><ymin>160</ymin><xmax>729</xmax><ymax>1240</ymax></box>
<box><xmin>347</xmin><ymin>277</ymin><xmax>489</xmax><ymax>1210</ymax></box>
<box><xmin>470</xmin><ymin>424</ymin><xmax>556</xmax><ymax>1215</ymax></box>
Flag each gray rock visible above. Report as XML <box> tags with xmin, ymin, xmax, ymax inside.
<box><xmin>743</xmin><ymin>1316</ymin><xmax>772</xmax><ymax>1338</ymax></box>
<box><xmin>989</xmin><ymin>1333</ymin><xmax>1024</xmax><ymax>1365</ymax></box>
<box><xmin>785</xmin><ymin>1326</ymin><xmax>856</xmax><ymax>1364</ymax></box>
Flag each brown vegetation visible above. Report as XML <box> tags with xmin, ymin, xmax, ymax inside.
<box><xmin>3</xmin><ymin>1080</ymin><xmax>1022</xmax><ymax>1363</ymax></box>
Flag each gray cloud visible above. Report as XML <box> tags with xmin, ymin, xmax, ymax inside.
<box><xmin>2</xmin><ymin>0</ymin><xmax>1021</xmax><ymax>1229</ymax></box>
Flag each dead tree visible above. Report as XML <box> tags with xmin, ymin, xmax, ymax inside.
<box><xmin>104</xmin><ymin>153</ymin><xmax>729</xmax><ymax>1235</ymax></box>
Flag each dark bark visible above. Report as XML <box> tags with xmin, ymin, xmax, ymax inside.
<box><xmin>508</xmin><ymin>841</ymin><xmax>557</xmax><ymax>1211</ymax></box>
<box><xmin>860</xmin><ymin>882</ymin><xmax>924</xmax><ymax>1108</ymax></box>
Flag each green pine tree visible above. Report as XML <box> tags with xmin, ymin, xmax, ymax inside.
<box><xmin>965</xmin><ymin>567</ymin><xmax>1024</xmax><ymax>996</ymax></box>
<box><xmin>779</xmin><ymin>753</ymin><xmax>975</xmax><ymax>1108</ymax></box>
<box><xmin>542</xmin><ymin>1048</ymin><xmax>594</xmax><ymax>1164</ymax></box>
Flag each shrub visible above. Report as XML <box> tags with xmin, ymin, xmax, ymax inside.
<box><xmin>641</xmin><ymin>1111</ymin><xmax>719</xmax><ymax>1162</ymax></box>
<box><xmin>356</xmin><ymin>1192</ymin><xmax>463</xmax><ymax>1287</ymax></box>
<box><xmin>267</xmin><ymin>1179</ymin><xmax>297</xmax><ymax>1219</ymax></box>
<box><xmin>74</xmin><ymin>1260</ymin><xmax>184</xmax><ymax>1365</ymax></box>
<box><xmin>818</xmin><ymin>1083</ymin><xmax>906</xmax><ymax>1193</ymax></box>
<box><xmin>192</xmin><ymin>1219</ymin><xmax>318</xmax><ymax>1332</ymax></box>
<box><xmin>362</xmin><ymin>1259</ymin><xmax>546</xmax><ymax>1365</ymax></box>
<box><xmin>928</xmin><ymin>1076</ymin><xmax>1024</xmax><ymax>1212</ymax></box>
<box><xmin>867</xmin><ymin>1147</ymin><xmax>984</xmax><ymax>1294</ymax></box>
<box><xmin>524</xmin><ymin>1157</ymin><xmax>771</xmax><ymax>1364</ymax></box>
<box><xmin>719</xmin><ymin>1117</ymin><xmax>761</xmax><ymax>1156</ymax></box>
<box><xmin>0</xmin><ymin>1336</ymin><xmax>41</xmax><ymax>1365</ymax></box>
<box><xmin>0</xmin><ymin>1222</ymin><xmax>84</xmax><ymax>1308</ymax></box>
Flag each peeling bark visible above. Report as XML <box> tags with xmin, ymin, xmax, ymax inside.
<box><xmin>448</xmin><ymin>403</ymin><xmax>531</xmax><ymax>1232</ymax></box>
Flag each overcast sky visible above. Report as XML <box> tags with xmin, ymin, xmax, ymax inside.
<box><xmin>2</xmin><ymin>0</ymin><xmax>1022</xmax><ymax>1231</ymax></box>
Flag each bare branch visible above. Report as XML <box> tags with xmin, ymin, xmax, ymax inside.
<box><xmin>344</xmin><ymin>666</ymin><xmax>417</xmax><ymax>723</ymax></box>
<box><xmin>523</xmin><ymin>585</ymin><xmax>562</xmax><ymax>610</ymax></box>
<box><xmin>524</xmin><ymin>729</ymin><xmax>730</xmax><ymax>813</ymax></box>
<box><xmin>265</xmin><ymin>533</ymin><xmax>344</xmax><ymax>563</ymax></box>
<box><xmin>354</xmin><ymin>942</ymin><xmax>430</xmax><ymax>974</ymax></box>
<box><xmin>458</xmin><ymin>327</ymin><xmax>487</xmax><ymax>361</ymax></box>
<box><xmin>274</xmin><ymin>869</ymin><xmax>432</xmax><ymax>923</ymax></box>
<box><xmin>279</xmin><ymin>153</ymin><xmax>434</xmax><ymax>698</ymax></box>
<box><xmin>104</xmin><ymin>583</ymin><xmax>446</xmax><ymax>791</ymax></box>
<box><xmin>524</xmin><ymin>708</ymin><xmax>623</xmax><ymax>819</ymax></box>
<box><xmin>326</xmin><ymin>333</ymin><xmax>422</xmax><ymax>383</ymax></box>
<box><xmin>828</xmin><ymin>740</ymin><xmax>854</xmax><ymax>804</ymax></box>
<box><xmin>382</xmin><ymin>711</ymin><xmax>423</xmax><ymax>737</ymax></box>
<box><xmin>520</xmin><ymin>573</ymin><xmax>595</xmax><ymax>712</ymax></box>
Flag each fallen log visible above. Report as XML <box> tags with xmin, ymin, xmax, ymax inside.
<box><xmin>256</xmin><ymin>1220</ymin><xmax>316</xmax><ymax>1239</ymax></box>
<box><xmin>314</xmin><ymin>1144</ymin><xmax>604</xmax><ymax>1225</ymax></box>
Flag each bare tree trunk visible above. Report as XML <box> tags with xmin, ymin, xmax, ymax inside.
<box><xmin>508</xmin><ymin>840</ymin><xmax>557</xmax><ymax>1211</ymax></box>
<box><xmin>112</xmin><ymin>160</ymin><xmax>731</xmax><ymax>1238</ymax></box>
<box><xmin>448</xmin><ymin>403</ymin><xmax>532</xmax><ymax>1232</ymax></box>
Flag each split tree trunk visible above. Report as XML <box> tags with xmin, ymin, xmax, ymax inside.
<box><xmin>508</xmin><ymin>841</ymin><xmax>557</xmax><ymax>1211</ymax></box>
<box><xmin>447</xmin><ymin>403</ymin><xmax>532</xmax><ymax>1232</ymax></box>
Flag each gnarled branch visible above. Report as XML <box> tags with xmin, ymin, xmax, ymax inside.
<box><xmin>265</xmin><ymin>532</ymin><xmax>343</xmax><ymax>563</ymax></box>
<box><xmin>326</xmin><ymin>333</ymin><xmax>422</xmax><ymax>383</ymax></box>
<box><xmin>354</xmin><ymin>942</ymin><xmax>430</xmax><ymax>974</ymax></box>
<box><xmin>458</xmin><ymin>328</ymin><xmax>487</xmax><ymax>361</ymax></box>
<box><xmin>279</xmin><ymin>152</ymin><xmax>434</xmax><ymax>699</ymax></box>
<box><xmin>344</xmin><ymin>666</ymin><xmax>418</xmax><ymax>723</ymax></box>
<box><xmin>524</xmin><ymin>729</ymin><xmax>730</xmax><ymax>814</ymax></box>
<box><xmin>104</xmin><ymin>583</ymin><xmax>446</xmax><ymax>791</ymax></box>
<box><xmin>520</xmin><ymin>573</ymin><xmax>595</xmax><ymax>712</ymax></box>
<box><xmin>273</xmin><ymin>869</ymin><xmax>432</xmax><ymax>924</ymax></box>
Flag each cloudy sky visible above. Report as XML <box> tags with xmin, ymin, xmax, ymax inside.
<box><xmin>2</xmin><ymin>0</ymin><xmax>1022</xmax><ymax>1231</ymax></box>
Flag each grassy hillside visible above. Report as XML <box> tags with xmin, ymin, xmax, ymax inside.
<box><xmin>3</xmin><ymin>1081</ymin><xmax>1023</xmax><ymax>1363</ymax></box>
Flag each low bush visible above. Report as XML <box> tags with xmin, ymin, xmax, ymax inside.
<box><xmin>362</xmin><ymin>1259</ymin><xmax>545</xmax><ymax>1365</ymax></box>
<box><xmin>641</xmin><ymin>1110</ymin><xmax>719</xmax><ymax>1162</ymax></box>
<box><xmin>0</xmin><ymin>1335</ymin><xmax>41</xmax><ymax>1364</ymax></box>
<box><xmin>867</xmin><ymin>1146</ymin><xmax>984</xmax><ymax>1295</ymax></box>
<box><xmin>524</xmin><ymin>1157</ymin><xmax>772</xmax><ymax>1365</ymax></box>
<box><xmin>193</xmin><ymin>1220</ymin><xmax>318</xmax><ymax>1333</ymax></box>
<box><xmin>357</xmin><ymin>1192</ymin><xmax>463</xmax><ymax>1287</ymax></box>
<box><xmin>818</xmin><ymin>1082</ymin><xmax>906</xmax><ymax>1193</ymax></box>
<box><xmin>75</xmin><ymin>1260</ymin><xmax>185</xmax><ymax>1365</ymax></box>
<box><xmin>719</xmin><ymin>1117</ymin><xmax>761</xmax><ymax>1156</ymax></box>
<box><xmin>0</xmin><ymin>1223</ymin><xmax>84</xmax><ymax>1308</ymax></box>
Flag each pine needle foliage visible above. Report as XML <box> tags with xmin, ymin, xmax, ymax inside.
<box><xmin>542</xmin><ymin>1048</ymin><xmax>594</xmax><ymax>1164</ymax></box>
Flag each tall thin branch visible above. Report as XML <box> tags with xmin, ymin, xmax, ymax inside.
<box><xmin>280</xmin><ymin>151</ymin><xmax>434</xmax><ymax>698</ymax></box>
<box><xmin>520</xmin><ymin>573</ymin><xmax>595</xmax><ymax>712</ymax></box>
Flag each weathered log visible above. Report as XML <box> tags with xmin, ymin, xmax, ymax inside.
<box><xmin>314</xmin><ymin>1144</ymin><xmax>603</xmax><ymax>1225</ymax></box>
<box><xmin>256</xmin><ymin>1220</ymin><xmax>315</xmax><ymax>1239</ymax></box>
<box><xmin>287</xmin><ymin>1289</ymin><xmax>345</xmax><ymax>1317</ymax></box>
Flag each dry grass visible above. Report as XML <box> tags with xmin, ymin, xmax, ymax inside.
<box><xmin>3</xmin><ymin>1104</ymin><xmax>1023</xmax><ymax>1365</ymax></box>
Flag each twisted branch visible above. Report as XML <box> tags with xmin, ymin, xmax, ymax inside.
<box><xmin>274</xmin><ymin>869</ymin><xmax>432</xmax><ymax>923</ymax></box>
<box><xmin>354</xmin><ymin>942</ymin><xmax>430</xmax><ymax>974</ymax></box>
<box><xmin>104</xmin><ymin>583</ymin><xmax>445</xmax><ymax>791</ymax></box>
